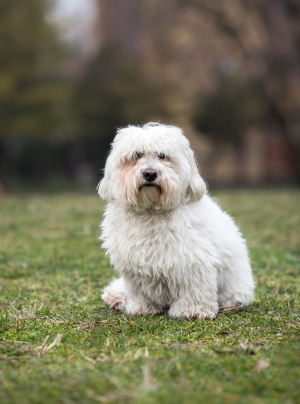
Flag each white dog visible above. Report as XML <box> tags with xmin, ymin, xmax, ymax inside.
<box><xmin>98</xmin><ymin>123</ymin><xmax>254</xmax><ymax>319</ymax></box>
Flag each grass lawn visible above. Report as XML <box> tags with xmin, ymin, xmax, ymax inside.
<box><xmin>0</xmin><ymin>190</ymin><xmax>299</xmax><ymax>404</ymax></box>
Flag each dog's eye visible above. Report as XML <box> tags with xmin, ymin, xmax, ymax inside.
<box><xmin>158</xmin><ymin>153</ymin><xmax>167</xmax><ymax>160</ymax></box>
<box><xmin>134</xmin><ymin>152</ymin><xmax>143</xmax><ymax>160</ymax></box>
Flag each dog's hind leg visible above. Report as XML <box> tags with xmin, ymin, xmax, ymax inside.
<box><xmin>218</xmin><ymin>262</ymin><xmax>255</xmax><ymax>308</ymax></box>
<box><xmin>102</xmin><ymin>277</ymin><xmax>127</xmax><ymax>310</ymax></box>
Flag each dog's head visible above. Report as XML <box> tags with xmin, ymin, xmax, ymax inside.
<box><xmin>98</xmin><ymin>123</ymin><xmax>206</xmax><ymax>211</ymax></box>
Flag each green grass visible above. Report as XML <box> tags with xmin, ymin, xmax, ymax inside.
<box><xmin>0</xmin><ymin>190</ymin><xmax>299</xmax><ymax>404</ymax></box>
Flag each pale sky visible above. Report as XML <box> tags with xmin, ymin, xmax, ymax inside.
<box><xmin>55</xmin><ymin>0</ymin><xmax>94</xmax><ymax>19</ymax></box>
<box><xmin>53</xmin><ymin>0</ymin><xmax>96</xmax><ymax>51</ymax></box>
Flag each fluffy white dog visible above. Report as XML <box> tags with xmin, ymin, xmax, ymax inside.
<box><xmin>98</xmin><ymin>123</ymin><xmax>254</xmax><ymax>319</ymax></box>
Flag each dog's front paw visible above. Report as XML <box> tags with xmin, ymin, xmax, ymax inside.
<box><xmin>126</xmin><ymin>298</ymin><xmax>160</xmax><ymax>316</ymax></box>
<box><xmin>168</xmin><ymin>302</ymin><xmax>217</xmax><ymax>320</ymax></box>
<box><xmin>102</xmin><ymin>288</ymin><xmax>127</xmax><ymax>310</ymax></box>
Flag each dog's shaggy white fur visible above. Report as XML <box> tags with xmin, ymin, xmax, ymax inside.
<box><xmin>98</xmin><ymin>123</ymin><xmax>255</xmax><ymax>319</ymax></box>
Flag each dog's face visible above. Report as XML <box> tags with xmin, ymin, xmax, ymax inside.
<box><xmin>98</xmin><ymin>123</ymin><xmax>206</xmax><ymax>211</ymax></box>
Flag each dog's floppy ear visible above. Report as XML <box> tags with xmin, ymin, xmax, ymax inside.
<box><xmin>97</xmin><ymin>149</ymin><xmax>115</xmax><ymax>202</ymax></box>
<box><xmin>186</xmin><ymin>152</ymin><xmax>206</xmax><ymax>202</ymax></box>
<box><xmin>97</xmin><ymin>175</ymin><xmax>113</xmax><ymax>202</ymax></box>
<box><xmin>97</xmin><ymin>157</ymin><xmax>114</xmax><ymax>202</ymax></box>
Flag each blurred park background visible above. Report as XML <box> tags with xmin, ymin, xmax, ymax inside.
<box><xmin>0</xmin><ymin>0</ymin><xmax>299</xmax><ymax>192</ymax></box>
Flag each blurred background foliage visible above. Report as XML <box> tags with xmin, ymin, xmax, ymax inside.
<box><xmin>193</xmin><ymin>76</ymin><xmax>270</xmax><ymax>145</ymax></box>
<box><xmin>0</xmin><ymin>0</ymin><xmax>72</xmax><ymax>138</ymax></box>
<box><xmin>0</xmin><ymin>0</ymin><xmax>299</xmax><ymax>191</ymax></box>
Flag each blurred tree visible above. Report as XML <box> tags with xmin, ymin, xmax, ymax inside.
<box><xmin>0</xmin><ymin>0</ymin><xmax>72</xmax><ymax>139</ymax></box>
<box><xmin>189</xmin><ymin>0</ymin><xmax>300</xmax><ymax>182</ymax></box>
<box><xmin>74</xmin><ymin>46</ymin><xmax>169</xmax><ymax>162</ymax></box>
<box><xmin>193</xmin><ymin>75</ymin><xmax>269</xmax><ymax>145</ymax></box>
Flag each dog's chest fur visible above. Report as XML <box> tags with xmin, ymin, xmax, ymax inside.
<box><xmin>101</xmin><ymin>199</ymin><xmax>221</xmax><ymax>284</ymax></box>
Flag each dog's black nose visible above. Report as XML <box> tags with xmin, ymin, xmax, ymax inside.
<box><xmin>143</xmin><ymin>169</ymin><xmax>157</xmax><ymax>182</ymax></box>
